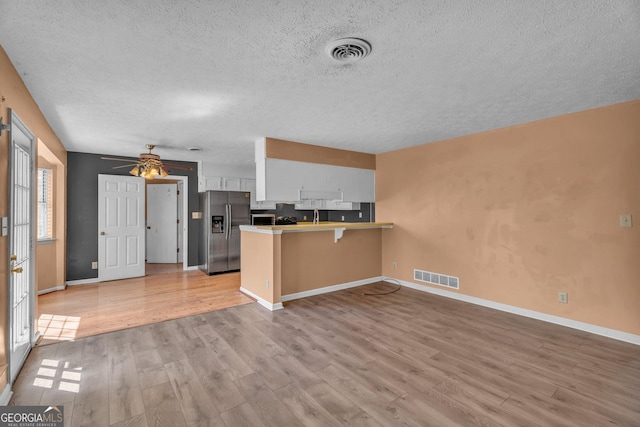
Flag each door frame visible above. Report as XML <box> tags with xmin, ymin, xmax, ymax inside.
<box><xmin>154</xmin><ymin>175</ymin><xmax>189</xmax><ymax>270</ymax></box>
<box><xmin>6</xmin><ymin>109</ymin><xmax>36</xmax><ymax>384</ymax></box>
<box><xmin>146</xmin><ymin>183</ymin><xmax>178</xmax><ymax>263</ymax></box>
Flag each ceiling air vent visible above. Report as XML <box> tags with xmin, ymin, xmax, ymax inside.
<box><xmin>326</xmin><ymin>38</ymin><xmax>372</xmax><ymax>62</ymax></box>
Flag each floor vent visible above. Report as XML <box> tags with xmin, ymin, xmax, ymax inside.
<box><xmin>413</xmin><ymin>269</ymin><xmax>459</xmax><ymax>290</ymax></box>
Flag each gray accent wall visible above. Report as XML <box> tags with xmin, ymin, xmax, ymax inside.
<box><xmin>66</xmin><ymin>152</ymin><xmax>198</xmax><ymax>281</ymax></box>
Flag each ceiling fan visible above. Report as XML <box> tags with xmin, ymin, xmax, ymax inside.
<box><xmin>101</xmin><ymin>144</ymin><xmax>193</xmax><ymax>179</ymax></box>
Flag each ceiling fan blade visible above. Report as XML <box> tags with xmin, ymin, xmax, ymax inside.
<box><xmin>162</xmin><ymin>163</ymin><xmax>193</xmax><ymax>170</ymax></box>
<box><xmin>111</xmin><ymin>163</ymin><xmax>139</xmax><ymax>169</ymax></box>
<box><xmin>101</xmin><ymin>156</ymin><xmax>139</xmax><ymax>162</ymax></box>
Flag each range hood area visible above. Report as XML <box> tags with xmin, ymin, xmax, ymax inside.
<box><xmin>255</xmin><ymin>137</ymin><xmax>376</xmax><ymax>209</ymax></box>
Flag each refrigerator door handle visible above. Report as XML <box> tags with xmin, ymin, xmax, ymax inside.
<box><xmin>226</xmin><ymin>204</ymin><xmax>231</xmax><ymax>240</ymax></box>
<box><xmin>224</xmin><ymin>204</ymin><xmax>228</xmax><ymax>239</ymax></box>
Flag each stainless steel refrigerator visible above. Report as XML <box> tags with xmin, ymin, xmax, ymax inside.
<box><xmin>198</xmin><ymin>191</ymin><xmax>251</xmax><ymax>275</ymax></box>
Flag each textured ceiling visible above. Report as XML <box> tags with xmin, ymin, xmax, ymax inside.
<box><xmin>1</xmin><ymin>0</ymin><xmax>639</xmax><ymax>165</ymax></box>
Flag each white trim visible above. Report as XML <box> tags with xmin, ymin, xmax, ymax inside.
<box><xmin>281</xmin><ymin>276</ymin><xmax>383</xmax><ymax>302</ymax></box>
<box><xmin>146</xmin><ymin>174</ymin><xmax>190</xmax><ymax>271</ymax></box>
<box><xmin>239</xmin><ymin>287</ymin><xmax>283</xmax><ymax>311</ymax></box>
<box><xmin>388</xmin><ymin>278</ymin><xmax>640</xmax><ymax>346</ymax></box>
<box><xmin>66</xmin><ymin>277</ymin><xmax>101</xmax><ymax>286</ymax></box>
<box><xmin>66</xmin><ymin>265</ymin><xmax>198</xmax><ymax>284</ymax></box>
<box><xmin>0</xmin><ymin>384</ymin><xmax>13</xmax><ymax>406</ymax></box>
<box><xmin>37</xmin><ymin>285</ymin><xmax>65</xmax><ymax>295</ymax></box>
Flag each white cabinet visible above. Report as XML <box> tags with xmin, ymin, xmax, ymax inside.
<box><xmin>243</xmin><ymin>179</ymin><xmax>277</xmax><ymax>210</ymax></box>
<box><xmin>223</xmin><ymin>177</ymin><xmax>242</xmax><ymax>191</ymax></box>
<box><xmin>294</xmin><ymin>200</ymin><xmax>361</xmax><ymax>211</ymax></box>
<box><xmin>257</xmin><ymin>158</ymin><xmax>375</xmax><ymax>203</ymax></box>
<box><xmin>202</xmin><ymin>176</ymin><xmax>222</xmax><ymax>191</ymax></box>
<box><xmin>294</xmin><ymin>200</ymin><xmax>325</xmax><ymax>210</ymax></box>
<box><xmin>324</xmin><ymin>201</ymin><xmax>361</xmax><ymax>211</ymax></box>
<box><xmin>201</xmin><ymin>176</ymin><xmax>243</xmax><ymax>192</ymax></box>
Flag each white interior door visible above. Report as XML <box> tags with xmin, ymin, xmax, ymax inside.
<box><xmin>98</xmin><ymin>174</ymin><xmax>145</xmax><ymax>281</ymax></box>
<box><xmin>8</xmin><ymin>110</ymin><xmax>35</xmax><ymax>384</ymax></box>
<box><xmin>146</xmin><ymin>183</ymin><xmax>178</xmax><ymax>263</ymax></box>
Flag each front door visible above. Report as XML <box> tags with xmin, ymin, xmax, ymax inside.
<box><xmin>146</xmin><ymin>183</ymin><xmax>177</xmax><ymax>263</ymax></box>
<box><xmin>8</xmin><ymin>110</ymin><xmax>35</xmax><ymax>383</ymax></box>
<box><xmin>98</xmin><ymin>174</ymin><xmax>145</xmax><ymax>281</ymax></box>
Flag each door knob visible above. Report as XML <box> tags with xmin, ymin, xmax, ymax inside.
<box><xmin>11</xmin><ymin>266</ymin><xmax>23</xmax><ymax>274</ymax></box>
<box><xmin>10</xmin><ymin>254</ymin><xmax>17</xmax><ymax>262</ymax></box>
<box><xmin>100</xmin><ymin>231</ymin><xmax>105</xmax><ymax>235</ymax></box>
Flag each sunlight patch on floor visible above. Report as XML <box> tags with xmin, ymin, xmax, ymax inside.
<box><xmin>38</xmin><ymin>314</ymin><xmax>80</xmax><ymax>341</ymax></box>
<box><xmin>33</xmin><ymin>358</ymin><xmax>82</xmax><ymax>393</ymax></box>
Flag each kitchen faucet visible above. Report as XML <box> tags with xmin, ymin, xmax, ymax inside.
<box><xmin>313</xmin><ymin>208</ymin><xmax>319</xmax><ymax>225</ymax></box>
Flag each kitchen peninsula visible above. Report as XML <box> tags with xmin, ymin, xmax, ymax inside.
<box><xmin>240</xmin><ymin>222</ymin><xmax>393</xmax><ymax>310</ymax></box>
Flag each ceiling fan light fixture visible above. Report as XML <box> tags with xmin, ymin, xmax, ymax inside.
<box><xmin>102</xmin><ymin>144</ymin><xmax>192</xmax><ymax>179</ymax></box>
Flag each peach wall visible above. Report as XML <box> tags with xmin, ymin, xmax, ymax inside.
<box><xmin>377</xmin><ymin>100</ymin><xmax>640</xmax><ymax>335</ymax></box>
<box><xmin>1</xmin><ymin>45</ymin><xmax>67</xmax><ymax>388</ymax></box>
<box><xmin>265</xmin><ymin>137</ymin><xmax>376</xmax><ymax>169</ymax></box>
<box><xmin>240</xmin><ymin>231</ymin><xmax>281</xmax><ymax>304</ymax></box>
<box><xmin>36</xmin><ymin>243</ymin><xmax>58</xmax><ymax>293</ymax></box>
<box><xmin>281</xmin><ymin>229</ymin><xmax>382</xmax><ymax>295</ymax></box>
<box><xmin>36</xmin><ymin>157</ymin><xmax>59</xmax><ymax>293</ymax></box>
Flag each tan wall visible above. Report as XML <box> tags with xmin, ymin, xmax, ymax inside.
<box><xmin>240</xmin><ymin>231</ymin><xmax>281</xmax><ymax>304</ymax></box>
<box><xmin>0</xmin><ymin>45</ymin><xmax>67</xmax><ymax>388</ymax></box>
<box><xmin>281</xmin><ymin>229</ymin><xmax>382</xmax><ymax>295</ymax></box>
<box><xmin>36</xmin><ymin>243</ymin><xmax>58</xmax><ymax>293</ymax></box>
<box><xmin>36</xmin><ymin>157</ymin><xmax>59</xmax><ymax>293</ymax></box>
<box><xmin>377</xmin><ymin>100</ymin><xmax>640</xmax><ymax>335</ymax></box>
<box><xmin>265</xmin><ymin>137</ymin><xmax>376</xmax><ymax>169</ymax></box>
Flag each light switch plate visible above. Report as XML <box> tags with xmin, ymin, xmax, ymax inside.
<box><xmin>1</xmin><ymin>216</ymin><xmax>7</xmax><ymax>237</ymax></box>
<box><xmin>620</xmin><ymin>214</ymin><xmax>632</xmax><ymax>228</ymax></box>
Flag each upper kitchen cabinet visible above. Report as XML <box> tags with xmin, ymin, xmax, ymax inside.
<box><xmin>200</xmin><ymin>176</ymin><xmax>242</xmax><ymax>192</ymax></box>
<box><xmin>255</xmin><ymin>137</ymin><xmax>375</xmax><ymax>203</ymax></box>
<box><xmin>197</xmin><ymin>161</ymin><xmax>256</xmax><ymax>193</ymax></box>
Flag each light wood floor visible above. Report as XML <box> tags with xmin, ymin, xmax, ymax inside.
<box><xmin>37</xmin><ymin>264</ymin><xmax>254</xmax><ymax>343</ymax></box>
<box><xmin>14</xmin><ymin>282</ymin><xmax>640</xmax><ymax>426</ymax></box>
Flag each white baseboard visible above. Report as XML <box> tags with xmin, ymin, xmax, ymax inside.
<box><xmin>0</xmin><ymin>384</ymin><xmax>12</xmax><ymax>406</ymax></box>
<box><xmin>389</xmin><ymin>278</ymin><xmax>640</xmax><ymax>346</ymax></box>
<box><xmin>65</xmin><ymin>278</ymin><xmax>101</xmax><ymax>286</ymax></box>
<box><xmin>38</xmin><ymin>285</ymin><xmax>66</xmax><ymax>295</ymax></box>
<box><xmin>281</xmin><ymin>276</ymin><xmax>384</xmax><ymax>302</ymax></box>
<box><xmin>239</xmin><ymin>287</ymin><xmax>283</xmax><ymax>311</ymax></box>
<box><xmin>185</xmin><ymin>265</ymin><xmax>199</xmax><ymax>271</ymax></box>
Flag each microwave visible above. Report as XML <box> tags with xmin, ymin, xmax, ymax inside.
<box><xmin>251</xmin><ymin>214</ymin><xmax>275</xmax><ymax>226</ymax></box>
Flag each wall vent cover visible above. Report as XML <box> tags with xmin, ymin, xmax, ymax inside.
<box><xmin>326</xmin><ymin>38</ymin><xmax>372</xmax><ymax>62</ymax></box>
<box><xmin>414</xmin><ymin>269</ymin><xmax>459</xmax><ymax>290</ymax></box>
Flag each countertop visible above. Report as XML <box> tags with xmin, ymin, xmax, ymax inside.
<box><xmin>240</xmin><ymin>221</ymin><xmax>393</xmax><ymax>233</ymax></box>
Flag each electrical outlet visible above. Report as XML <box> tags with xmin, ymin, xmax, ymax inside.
<box><xmin>392</xmin><ymin>261</ymin><xmax>397</xmax><ymax>269</ymax></box>
<box><xmin>265</xmin><ymin>279</ymin><xmax>269</xmax><ymax>289</ymax></box>
<box><xmin>358</xmin><ymin>212</ymin><xmax>362</xmax><ymax>219</ymax></box>
<box><xmin>91</xmin><ymin>261</ymin><xmax>98</xmax><ymax>269</ymax></box>
<box><xmin>620</xmin><ymin>214</ymin><xmax>632</xmax><ymax>228</ymax></box>
<box><xmin>341</xmin><ymin>215</ymin><xmax>345</xmax><ymax>221</ymax></box>
<box><xmin>303</xmin><ymin>215</ymin><xmax>307</xmax><ymax>221</ymax></box>
<box><xmin>558</xmin><ymin>292</ymin><xmax>568</xmax><ymax>304</ymax></box>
